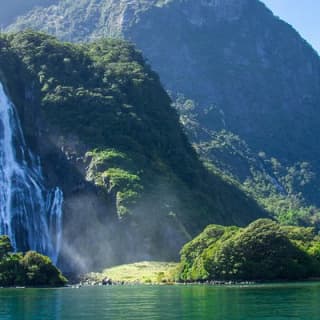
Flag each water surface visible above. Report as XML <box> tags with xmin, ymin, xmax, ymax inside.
<box><xmin>1</xmin><ymin>282</ymin><xmax>320</xmax><ymax>319</ymax></box>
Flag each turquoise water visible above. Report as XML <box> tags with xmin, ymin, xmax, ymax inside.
<box><xmin>1</xmin><ymin>282</ymin><xmax>320</xmax><ymax>319</ymax></box>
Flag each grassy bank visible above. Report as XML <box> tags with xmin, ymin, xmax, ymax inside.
<box><xmin>86</xmin><ymin>261</ymin><xmax>178</xmax><ymax>284</ymax></box>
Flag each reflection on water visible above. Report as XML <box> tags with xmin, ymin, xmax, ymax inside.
<box><xmin>0</xmin><ymin>282</ymin><xmax>320</xmax><ymax>320</ymax></box>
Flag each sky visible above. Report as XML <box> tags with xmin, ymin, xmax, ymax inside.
<box><xmin>261</xmin><ymin>0</ymin><xmax>320</xmax><ymax>54</ymax></box>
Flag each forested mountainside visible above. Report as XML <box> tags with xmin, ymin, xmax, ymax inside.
<box><xmin>0</xmin><ymin>31</ymin><xmax>265</xmax><ymax>271</ymax></box>
<box><xmin>176</xmin><ymin>102</ymin><xmax>320</xmax><ymax>227</ymax></box>
<box><xmin>6</xmin><ymin>0</ymin><xmax>320</xmax><ymax>227</ymax></box>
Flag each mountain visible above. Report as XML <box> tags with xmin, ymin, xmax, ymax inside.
<box><xmin>0</xmin><ymin>31</ymin><xmax>264</xmax><ymax>272</ymax></box>
<box><xmin>6</xmin><ymin>0</ymin><xmax>320</xmax><ymax>226</ymax></box>
<box><xmin>0</xmin><ymin>0</ymin><xmax>56</xmax><ymax>26</ymax></box>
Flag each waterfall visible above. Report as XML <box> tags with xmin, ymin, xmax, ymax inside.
<box><xmin>0</xmin><ymin>82</ymin><xmax>63</xmax><ymax>265</ymax></box>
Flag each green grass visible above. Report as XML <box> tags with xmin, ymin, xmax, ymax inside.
<box><xmin>87</xmin><ymin>261</ymin><xmax>178</xmax><ymax>284</ymax></box>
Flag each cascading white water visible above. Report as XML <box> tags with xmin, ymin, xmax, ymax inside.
<box><xmin>0</xmin><ymin>82</ymin><xmax>63</xmax><ymax>264</ymax></box>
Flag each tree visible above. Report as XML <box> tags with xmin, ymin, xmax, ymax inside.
<box><xmin>0</xmin><ymin>235</ymin><xmax>13</xmax><ymax>259</ymax></box>
<box><xmin>0</xmin><ymin>236</ymin><xmax>67</xmax><ymax>287</ymax></box>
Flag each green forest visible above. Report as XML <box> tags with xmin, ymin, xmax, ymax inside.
<box><xmin>178</xmin><ymin>219</ymin><xmax>320</xmax><ymax>281</ymax></box>
<box><xmin>0</xmin><ymin>31</ymin><xmax>265</xmax><ymax>260</ymax></box>
<box><xmin>0</xmin><ymin>236</ymin><xmax>66</xmax><ymax>287</ymax></box>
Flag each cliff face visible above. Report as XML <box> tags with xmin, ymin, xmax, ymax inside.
<box><xmin>6</xmin><ymin>0</ymin><xmax>320</xmax><ymax>223</ymax></box>
<box><xmin>0</xmin><ymin>31</ymin><xmax>265</xmax><ymax>272</ymax></box>
<box><xmin>5</xmin><ymin>0</ymin><xmax>249</xmax><ymax>40</ymax></box>
<box><xmin>0</xmin><ymin>0</ymin><xmax>56</xmax><ymax>26</ymax></box>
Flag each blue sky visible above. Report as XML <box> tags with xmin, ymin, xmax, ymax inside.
<box><xmin>261</xmin><ymin>0</ymin><xmax>320</xmax><ymax>54</ymax></box>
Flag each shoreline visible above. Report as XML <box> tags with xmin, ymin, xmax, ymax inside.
<box><xmin>75</xmin><ymin>278</ymin><xmax>320</xmax><ymax>288</ymax></box>
<box><xmin>1</xmin><ymin>278</ymin><xmax>320</xmax><ymax>289</ymax></box>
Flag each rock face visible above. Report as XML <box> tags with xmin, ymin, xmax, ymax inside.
<box><xmin>6</xmin><ymin>0</ymin><xmax>249</xmax><ymax>40</ymax></box>
<box><xmin>0</xmin><ymin>0</ymin><xmax>56</xmax><ymax>26</ymax></box>
<box><xmin>6</xmin><ymin>0</ymin><xmax>320</xmax><ymax>219</ymax></box>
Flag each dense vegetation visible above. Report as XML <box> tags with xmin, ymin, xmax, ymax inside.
<box><xmin>0</xmin><ymin>236</ymin><xmax>67</xmax><ymax>287</ymax></box>
<box><xmin>175</xmin><ymin>97</ymin><xmax>320</xmax><ymax>228</ymax></box>
<box><xmin>178</xmin><ymin>219</ymin><xmax>320</xmax><ymax>281</ymax></box>
<box><xmin>0</xmin><ymin>31</ymin><xmax>266</xmax><ymax>268</ymax></box>
<box><xmin>4</xmin><ymin>31</ymin><xmax>263</xmax><ymax>221</ymax></box>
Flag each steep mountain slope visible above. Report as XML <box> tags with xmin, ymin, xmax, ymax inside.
<box><xmin>0</xmin><ymin>0</ymin><xmax>56</xmax><ymax>26</ymax></box>
<box><xmin>6</xmin><ymin>0</ymin><xmax>320</xmax><ymax>225</ymax></box>
<box><xmin>175</xmin><ymin>98</ymin><xmax>320</xmax><ymax>227</ymax></box>
<box><xmin>0</xmin><ymin>31</ymin><xmax>264</xmax><ymax>271</ymax></box>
